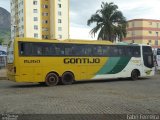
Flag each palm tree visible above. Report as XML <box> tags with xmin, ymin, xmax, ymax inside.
<box><xmin>87</xmin><ymin>2</ymin><xmax>127</xmax><ymax>42</ymax></box>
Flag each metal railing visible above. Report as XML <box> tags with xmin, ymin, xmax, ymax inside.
<box><xmin>0</xmin><ymin>56</ymin><xmax>7</xmax><ymax>69</ymax></box>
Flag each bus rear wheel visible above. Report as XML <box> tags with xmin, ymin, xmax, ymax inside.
<box><xmin>131</xmin><ymin>70</ymin><xmax>139</xmax><ymax>80</ymax></box>
<box><xmin>45</xmin><ymin>73</ymin><xmax>59</xmax><ymax>86</ymax></box>
<box><xmin>61</xmin><ymin>72</ymin><xmax>74</xmax><ymax>85</ymax></box>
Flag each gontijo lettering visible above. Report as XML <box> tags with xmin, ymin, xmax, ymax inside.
<box><xmin>64</xmin><ymin>58</ymin><xmax>100</xmax><ymax>64</ymax></box>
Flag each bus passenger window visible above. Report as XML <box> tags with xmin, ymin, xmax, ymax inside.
<box><xmin>19</xmin><ymin>42</ymin><xmax>30</xmax><ymax>56</ymax></box>
<box><xmin>112</xmin><ymin>47</ymin><xmax>119</xmax><ymax>56</ymax></box>
<box><xmin>37</xmin><ymin>47</ymin><xmax>42</xmax><ymax>55</ymax></box>
<box><xmin>20</xmin><ymin>43</ymin><xmax>24</xmax><ymax>55</ymax></box>
<box><xmin>43</xmin><ymin>47</ymin><xmax>50</xmax><ymax>55</ymax></box>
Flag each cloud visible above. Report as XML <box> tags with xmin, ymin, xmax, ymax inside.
<box><xmin>0</xmin><ymin>0</ymin><xmax>10</xmax><ymax>12</ymax></box>
<box><xmin>70</xmin><ymin>0</ymin><xmax>103</xmax><ymax>27</ymax></box>
<box><xmin>70</xmin><ymin>0</ymin><xmax>160</xmax><ymax>39</ymax></box>
<box><xmin>70</xmin><ymin>26</ymin><xmax>97</xmax><ymax>40</ymax></box>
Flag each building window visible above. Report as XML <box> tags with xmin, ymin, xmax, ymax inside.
<box><xmin>149</xmin><ymin>31</ymin><xmax>152</xmax><ymax>34</ymax></box>
<box><xmin>42</xmin><ymin>35</ymin><xmax>49</xmax><ymax>39</ymax></box>
<box><xmin>33</xmin><ymin>9</ymin><xmax>38</xmax><ymax>13</ymax></box>
<box><xmin>34</xmin><ymin>17</ymin><xmax>38</xmax><ymax>21</ymax></box>
<box><xmin>157</xmin><ymin>23</ymin><xmax>159</xmax><ymax>28</ymax></box>
<box><xmin>21</xmin><ymin>1</ymin><xmax>23</xmax><ymax>5</ymax></box>
<box><xmin>58</xmin><ymin>11</ymin><xmax>62</xmax><ymax>16</ymax></box>
<box><xmin>21</xmin><ymin>25</ymin><xmax>24</xmax><ymax>29</ymax></box>
<box><xmin>34</xmin><ymin>25</ymin><xmax>38</xmax><ymax>30</ymax></box>
<box><xmin>132</xmin><ymin>22</ymin><xmax>135</xmax><ymax>27</ymax></box>
<box><xmin>42</xmin><ymin>20</ymin><xmax>48</xmax><ymax>24</ymax></box>
<box><xmin>42</xmin><ymin>28</ymin><xmax>49</xmax><ymax>31</ymax></box>
<box><xmin>58</xmin><ymin>27</ymin><xmax>62</xmax><ymax>31</ymax></box>
<box><xmin>34</xmin><ymin>33</ymin><xmax>38</xmax><ymax>38</ymax></box>
<box><xmin>149</xmin><ymin>22</ymin><xmax>152</xmax><ymax>25</ymax></box>
<box><xmin>58</xmin><ymin>19</ymin><xmax>62</xmax><ymax>23</ymax></box>
<box><xmin>59</xmin><ymin>35</ymin><xmax>62</xmax><ymax>39</ymax></box>
<box><xmin>58</xmin><ymin>4</ymin><xmax>61</xmax><ymax>8</ymax></box>
<box><xmin>33</xmin><ymin>1</ymin><xmax>38</xmax><ymax>5</ymax></box>
<box><xmin>43</xmin><ymin>5</ymin><xmax>48</xmax><ymax>8</ymax></box>
<box><xmin>156</xmin><ymin>32</ymin><xmax>159</xmax><ymax>36</ymax></box>
<box><xmin>42</xmin><ymin>12</ymin><xmax>48</xmax><ymax>16</ymax></box>
<box><xmin>155</xmin><ymin>40</ymin><xmax>158</xmax><ymax>46</ymax></box>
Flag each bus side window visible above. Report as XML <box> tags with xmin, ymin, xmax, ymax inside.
<box><xmin>37</xmin><ymin>47</ymin><xmax>42</xmax><ymax>55</ymax></box>
<box><xmin>43</xmin><ymin>47</ymin><xmax>50</xmax><ymax>55</ymax></box>
<box><xmin>93</xmin><ymin>45</ymin><xmax>103</xmax><ymax>56</ymax></box>
<box><xmin>65</xmin><ymin>47</ymin><xmax>72</xmax><ymax>55</ymax></box>
<box><xmin>20</xmin><ymin>43</ymin><xmax>24</xmax><ymax>55</ymax></box>
<box><xmin>84</xmin><ymin>45</ymin><xmax>92</xmax><ymax>56</ymax></box>
<box><xmin>112</xmin><ymin>46</ymin><xmax>119</xmax><ymax>57</ymax></box>
<box><xmin>128</xmin><ymin>47</ymin><xmax>132</xmax><ymax>56</ymax></box>
<box><xmin>118</xmin><ymin>46</ymin><xmax>126</xmax><ymax>56</ymax></box>
<box><xmin>19</xmin><ymin>42</ymin><xmax>30</xmax><ymax>56</ymax></box>
<box><xmin>72</xmin><ymin>45</ymin><xmax>78</xmax><ymax>56</ymax></box>
<box><xmin>101</xmin><ymin>46</ymin><xmax>110</xmax><ymax>56</ymax></box>
<box><xmin>133</xmin><ymin>46</ymin><xmax>140</xmax><ymax>57</ymax></box>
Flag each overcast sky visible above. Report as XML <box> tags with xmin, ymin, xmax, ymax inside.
<box><xmin>1</xmin><ymin>0</ymin><xmax>160</xmax><ymax>40</ymax></box>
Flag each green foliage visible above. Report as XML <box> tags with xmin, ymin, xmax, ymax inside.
<box><xmin>0</xmin><ymin>29</ymin><xmax>11</xmax><ymax>45</ymax></box>
<box><xmin>87</xmin><ymin>2</ymin><xmax>127</xmax><ymax>42</ymax></box>
<box><xmin>0</xmin><ymin>37</ymin><xmax>4</xmax><ymax>45</ymax></box>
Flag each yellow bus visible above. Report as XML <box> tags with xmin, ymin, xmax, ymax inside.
<box><xmin>7</xmin><ymin>38</ymin><xmax>155</xmax><ymax>86</ymax></box>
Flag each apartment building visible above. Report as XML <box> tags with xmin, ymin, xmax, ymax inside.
<box><xmin>10</xmin><ymin>0</ymin><xmax>70</xmax><ymax>40</ymax></box>
<box><xmin>123</xmin><ymin>19</ymin><xmax>160</xmax><ymax>48</ymax></box>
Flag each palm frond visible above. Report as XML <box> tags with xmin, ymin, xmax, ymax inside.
<box><xmin>87</xmin><ymin>1</ymin><xmax>127</xmax><ymax>42</ymax></box>
<box><xmin>89</xmin><ymin>24</ymin><xmax>103</xmax><ymax>38</ymax></box>
<box><xmin>87</xmin><ymin>14</ymin><xmax>103</xmax><ymax>26</ymax></box>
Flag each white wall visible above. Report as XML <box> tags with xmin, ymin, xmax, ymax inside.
<box><xmin>25</xmin><ymin>0</ymin><xmax>42</xmax><ymax>39</ymax></box>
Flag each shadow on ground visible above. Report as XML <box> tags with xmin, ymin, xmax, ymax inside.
<box><xmin>9</xmin><ymin>77</ymin><xmax>150</xmax><ymax>89</ymax></box>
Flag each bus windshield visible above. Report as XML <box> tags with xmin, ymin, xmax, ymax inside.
<box><xmin>7</xmin><ymin>41</ymin><xmax>14</xmax><ymax>63</ymax></box>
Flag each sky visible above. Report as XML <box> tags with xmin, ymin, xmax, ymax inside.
<box><xmin>0</xmin><ymin>0</ymin><xmax>160</xmax><ymax>40</ymax></box>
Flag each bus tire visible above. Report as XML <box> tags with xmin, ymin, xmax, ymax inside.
<box><xmin>131</xmin><ymin>70</ymin><xmax>139</xmax><ymax>80</ymax></box>
<box><xmin>61</xmin><ymin>72</ymin><xmax>74</xmax><ymax>85</ymax></box>
<box><xmin>45</xmin><ymin>73</ymin><xmax>59</xmax><ymax>86</ymax></box>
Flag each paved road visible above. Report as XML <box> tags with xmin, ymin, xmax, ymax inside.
<box><xmin>0</xmin><ymin>75</ymin><xmax>160</xmax><ymax>114</ymax></box>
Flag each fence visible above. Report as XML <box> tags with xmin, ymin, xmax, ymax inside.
<box><xmin>0</xmin><ymin>56</ymin><xmax>7</xmax><ymax>69</ymax></box>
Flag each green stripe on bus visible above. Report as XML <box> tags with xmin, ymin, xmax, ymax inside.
<box><xmin>107</xmin><ymin>57</ymin><xmax>131</xmax><ymax>74</ymax></box>
<box><xmin>97</xmin><ymin>57</ymin><xmax>121</xmax><ymax>75</ymax></box>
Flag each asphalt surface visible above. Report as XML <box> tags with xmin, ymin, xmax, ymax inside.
<box><xmin>0</xmin><ymin>75</ymin><xmax>160</xmax><ymax>115</ymax></box>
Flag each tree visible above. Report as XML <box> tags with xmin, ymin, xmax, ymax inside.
<box><xmin>87</xmin><ymin>2</ymin><xmax>127</xmax><ymax>42</ymax></box>
<box><xmin>0</xmin><ymin>37</ymin><xmax>4</xmax><ymax>45</ymax></box>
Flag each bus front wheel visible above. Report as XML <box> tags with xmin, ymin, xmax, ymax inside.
<box><xmin>131</xmin><ymin>70</ymin><xmax>139</xmax><ymax>80</ymax></box>
<box><xmin>61</xmin><ymin>72</ymin><xmax>74</xmax><ymax>85</ymax></box>
<box><xmin>45</xmin><ymin>73</ymin><xmax>59</xmax><ymax>86</ymax></box>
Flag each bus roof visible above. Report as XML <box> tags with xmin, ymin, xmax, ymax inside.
<box><xmin>15</xmin><ymin>37</ymin><xmax>113</xmax><ymax>45</ymax></box>
<box><xmin>14</xmin><ymin>37</ymin><xmax>150</xmax><ymax>47</ymax></box>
